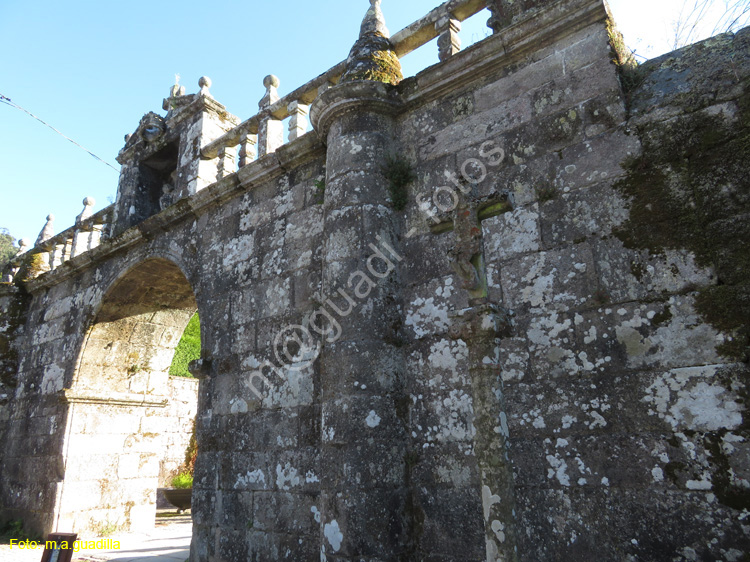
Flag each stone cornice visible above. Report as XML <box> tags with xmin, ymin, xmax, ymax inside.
<box><xmin>24</xmin><ymin>133</ymin><xmax>325</xmax><ymax>294</ymax></box>
<box><xmin>310</xmin><ymin>81</ymin><xmax>403</xmax><ymax>141</ymax></box>
<box><xmin>63</xmin><ymin>389</ymin><xmax>169</xmax><ymax>408</ymax></box>
<box><xmin>401</xmin><ymin>0</ymin><xmax>609</xmax><ymax>108</ymax></box>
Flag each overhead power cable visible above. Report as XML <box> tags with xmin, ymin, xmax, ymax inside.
<box><xmin>0</xmin><ymin>93</ymin><xmax>119</xmax><ymax>172</ymax></box>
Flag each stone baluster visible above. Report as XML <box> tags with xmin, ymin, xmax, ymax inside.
<box><xmin>50</xmin><ymin>242</ymin><xmax>65</xmax><ymax>269</ymax></box>
<box><xmin>436</xmin><ymin>14</ymin><xmax>461</xmax><ymax>61</ymax></box>
<box><xmin>61</xmin><ymin>236</ymin><xmax>73</xmax><ymax>263</ymax></box>
<box><xmin>287</xmin><ymin>101</ymin><xmax>309</xmax><ymax>141</ymax></box>
<box><xmin>88</xmin><ymin>223</ymin><xmax>104</xmax><ymax>251</ymax></box>
<box><xmin>238</xmin><ymin>132</ymin><xmax>258</xmax><ymax>167</ymax></box>
<box><xmin>216</xmin><ymin>145</ymin><xmax>238</xmax><ymax>179</ymax></box>
<box><xmin>257</xmin><ymin>75</ymin><xmax>284</xmax><ymax>157</ymax></box>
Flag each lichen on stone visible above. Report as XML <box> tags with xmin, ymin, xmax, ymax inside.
<box><xmin>341</xmin><ymin>32</ymin><xmax>403</xmax><ymax>86</ymax></box>
<box><xmin>613</xmin><ymin>43</ymin><xmax>750</xmax><ymax>361</ymax></box>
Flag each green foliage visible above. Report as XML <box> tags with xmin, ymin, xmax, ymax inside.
<box><xmin>169</xmin><ymin>314</ymin><xmax>200</xmax><ymax>378</ymax></box>
<box><xmin>0</xmin><ymin>228</ymin><xmax>18</xmax><ymax>272</ymax></box>
<box><xmin>183</xmin><ymin>420</ymin><xmax>198</xmax><ymax>475</ymax></box>
<box><xmin>171</xmin><ymin>472</ymin><xmax>193</xmax><ymax>489</ymax></box>
<box><xmin>0</xmin><ymin>519</ymin><xmax>39</xmax><ymax>542</ymax></box>
<box><xmin>607</xmin><ymin>19</ymin><xmax>643</xmax><ymax>111</ymax></box>
<box><xmin>382</xmin><ymin>155</ymin><xmax>416</xmax><ymax>211</ymax></box>
<box><xmin>314</xmin><ymin>179</ymin><xmax>325</xmax><ymax>205</ymax></box>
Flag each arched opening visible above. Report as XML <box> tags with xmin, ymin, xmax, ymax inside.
<box><xmin>54</xmin><ymin>258</ymin><xmax>201</xmax><ymax>534</ymax></box>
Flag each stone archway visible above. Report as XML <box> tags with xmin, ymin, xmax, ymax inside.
<box><xmin>53</xmin><ymin>258</ymin><xmax>200</xmax><ymax>534</ymax></box>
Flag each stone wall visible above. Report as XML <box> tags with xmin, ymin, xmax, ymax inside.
<box><xmin>160</xmin><ymin>376</ymin><xmax>199</xmax><ymax>487</ymax></box>
<box><xmin>0</xmin><ymin>0</ymin><xmax>748</xmax><ymax>559</ymax></box>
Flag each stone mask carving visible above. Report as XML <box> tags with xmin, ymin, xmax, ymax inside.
<box><xmin>141</xmin><ymin>112</ymin><xmax>166</xmax><ymax>143</ymax></box>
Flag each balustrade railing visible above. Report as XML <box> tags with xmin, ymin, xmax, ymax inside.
<box><xmin>3</xmin><ymin>200</ymin><xmax>113</xmax><ymax>283</ymax></box>
<box><xmin>4</xmin><ymin>0</ymin><xmax>495</xmax><ymax>284</ymax></box>
<box><xmin>201</xmin><ymin>0</ymin><xmax>491</xmax><ymax>174</ymax></box>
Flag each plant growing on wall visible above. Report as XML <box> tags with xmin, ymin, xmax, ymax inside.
<box><xmin>382</xmin><ymin>155</ymin><xmax>416</xmax><ymax>211</ymax></box>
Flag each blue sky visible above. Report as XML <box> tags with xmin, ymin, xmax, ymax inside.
<box><xmin>0</xmin><ymin>0</ymin><xmax>745</xmax><ymax>244</ymax></box>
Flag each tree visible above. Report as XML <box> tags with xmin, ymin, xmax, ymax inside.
<box><xmin>0</xmin><ymin>229</ymin><xmax>18</xmax><ymax>272</ymax></box>
<box><xmin>673</xmin><ymin>0</ymin><xmax>750</xmax><ymax>49</ymax></box>
<box><xmin>168</xmin><ymin>313</ymin><xmax>200</xmax><ymax>378</ymax></box>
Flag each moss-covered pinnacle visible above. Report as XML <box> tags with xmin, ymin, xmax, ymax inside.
<box><xmin>341</xmin><ymin>0</ymin><xmax>403</xmax><ymax>85</ymax></box>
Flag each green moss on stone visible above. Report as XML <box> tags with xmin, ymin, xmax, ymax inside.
<box><xmin>613</xmin><ymin>83</ymin><xmax>750</xmax><ymax>361</ymax></box>
<box><xmin>382</xmin><ymin>155</ymin><xmax>415</xmax><ymax>211</ymax></box>
<box><xmin>607</xmin><ymin>18</ymin><xmax>644</xmax><ymax>111</ymax></box>
<box><xmin>341</xmin><ymin>32</ymin><xmax>403</xmax><ymax>86</ymax></box>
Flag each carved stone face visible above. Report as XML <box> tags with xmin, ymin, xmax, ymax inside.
<box><xmin>141</xmin><ymin>113</ymin><xmax>166</xmax><ymax>143</ymax></box>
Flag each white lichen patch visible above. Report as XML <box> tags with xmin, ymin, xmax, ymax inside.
<box><xmin>405</xmin><ymin>278</ymin><xmax>453</xmax><ymax>338</ymax></box>
<box><xmin>491</xmin><ymin>520</ymin><xmax>506</xmax><ymax>543</ymax></box>
<box><xmin>483</xmin><ymin>204</ymin><xmax>541</xmax><ymax>259</ymax></box>
<box><xmin>311</xmin><ymin>505</ymin><xmax>321</xmax><ymax>523</ymax></box>
<box><xmin>518</xmin><ymin>408</ymin><xmax>546</xmax><ymax>429</ymax></box>
<box><xmin>643</xmin><ymin>365</ymin><xmax>743</xmax><ymax>431</ymax></box>
<box><xmin>324</xmin><ymin>519</ymin><xmax>343</xmax><ymax>552</ymax></box>
<box><xmin>436</xmin><ymin>460</ymin><xmax>472</xmax><ymax>486</ymax></box>
<box><xmin>546</xmin><ymin>454</ymin><xmax>571</xmax><ymax>486</ymax></box>
<box><xmin>221</xmin><ymin>234</ymin><xmax>254</xmax><ymax>270</ymax></box>
<box><xmin>424</xmin><ymin>388</ymin><xmax>476</xmax><ymax>443</ymax></box>
<box><xmin>616</xmin><ymin>297</ymin><xmax>722</xmax><ymax>369</ymax></box>
<box><xmin>234</xmin><ymin>469</ymin><xmax>266</xmax><ymax>490</ymax></box>
<box><xmin>482</xmin><ymin>485</ymin><xmax>502</xmax><ymax>520</ymax></box>
<box><xmin>365</xmin><ymin>410</ymin><xmax>381</xmax><ymax>428</ymax></box>
<box><xmin>41</xmin><ymin>364</ymin><xmax>65</xmax><ymax>394</ymax></box>
<box><xmin>263</xmin><ymin>368</ymin><xmax>314</xmax><ymax>409</ymax></box>
<box><xmin>229</xmin><ymin>398</ymin><xmax>248</xmax><ymax>414</ymax></box>
<box><xmin>276</xmin><ymin>462</ymin><xmax>301</xmax><ymax>490</ymax></box>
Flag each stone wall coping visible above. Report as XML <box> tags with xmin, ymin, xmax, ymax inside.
<box><xmin>201</xmin><ymin>0</ymin><xmax>489</xmax><ymax>160</ymax></box>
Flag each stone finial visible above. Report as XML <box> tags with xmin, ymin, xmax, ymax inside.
<box><xmin>259</xmin><ymin>75</ymin><xmax>280</xmax><ymax>109</ymax></box>
<box><xmin>35</xmin><ymin>214</ymin><xmax>55</xmax><ymax>246</ymax></box>
<box><xmin>170</xmin><ymin>73</ymin><xmax>186</xmax><ymax>98</ymax></box>
<box><xmin>360</xmin><ymin>0</ymin><xmax>389</xmax><ymax>37</ymax></box>
<box><xmin>16</xmin><ymin>238</ymin><xmax>31</xmax><ymax>256</ymax></box>
<box><xmin>163</xmin><ymin>75</ymin><xmax>187</xmax><ymax>111</ymax></box>
<box><xmin>340</xmin><ymin>0</ymin><xmax>403</xmax><ymax>85</ymax></box>
<box><xmin>76</xmin><ymin>197</ymin><xmax>95</xmax><ymax>223</ymax></box>
<box><xmin>170</xmin><ymin>84</ymin><xmax>186</xmax><ymax>98</ymax></box>
<box><xmin>199</xmin><ymin>76</ymin><xmax>213</xmax><ymax>98</ymax></box>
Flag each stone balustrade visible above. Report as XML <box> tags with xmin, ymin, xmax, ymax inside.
<box><xmin>5</xmin><ymin>0</ymin><xmax>494</xmax><ymax>285</ymax></box>
<box><xmin>201</xmin><ymin>0</ymin><xmax>490</xmax><ymax>170</ymax></box>
<box><xmin>4</xmin><ymin>200</ymin><xmax>114</xmax><ymax>283</ymax></box>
